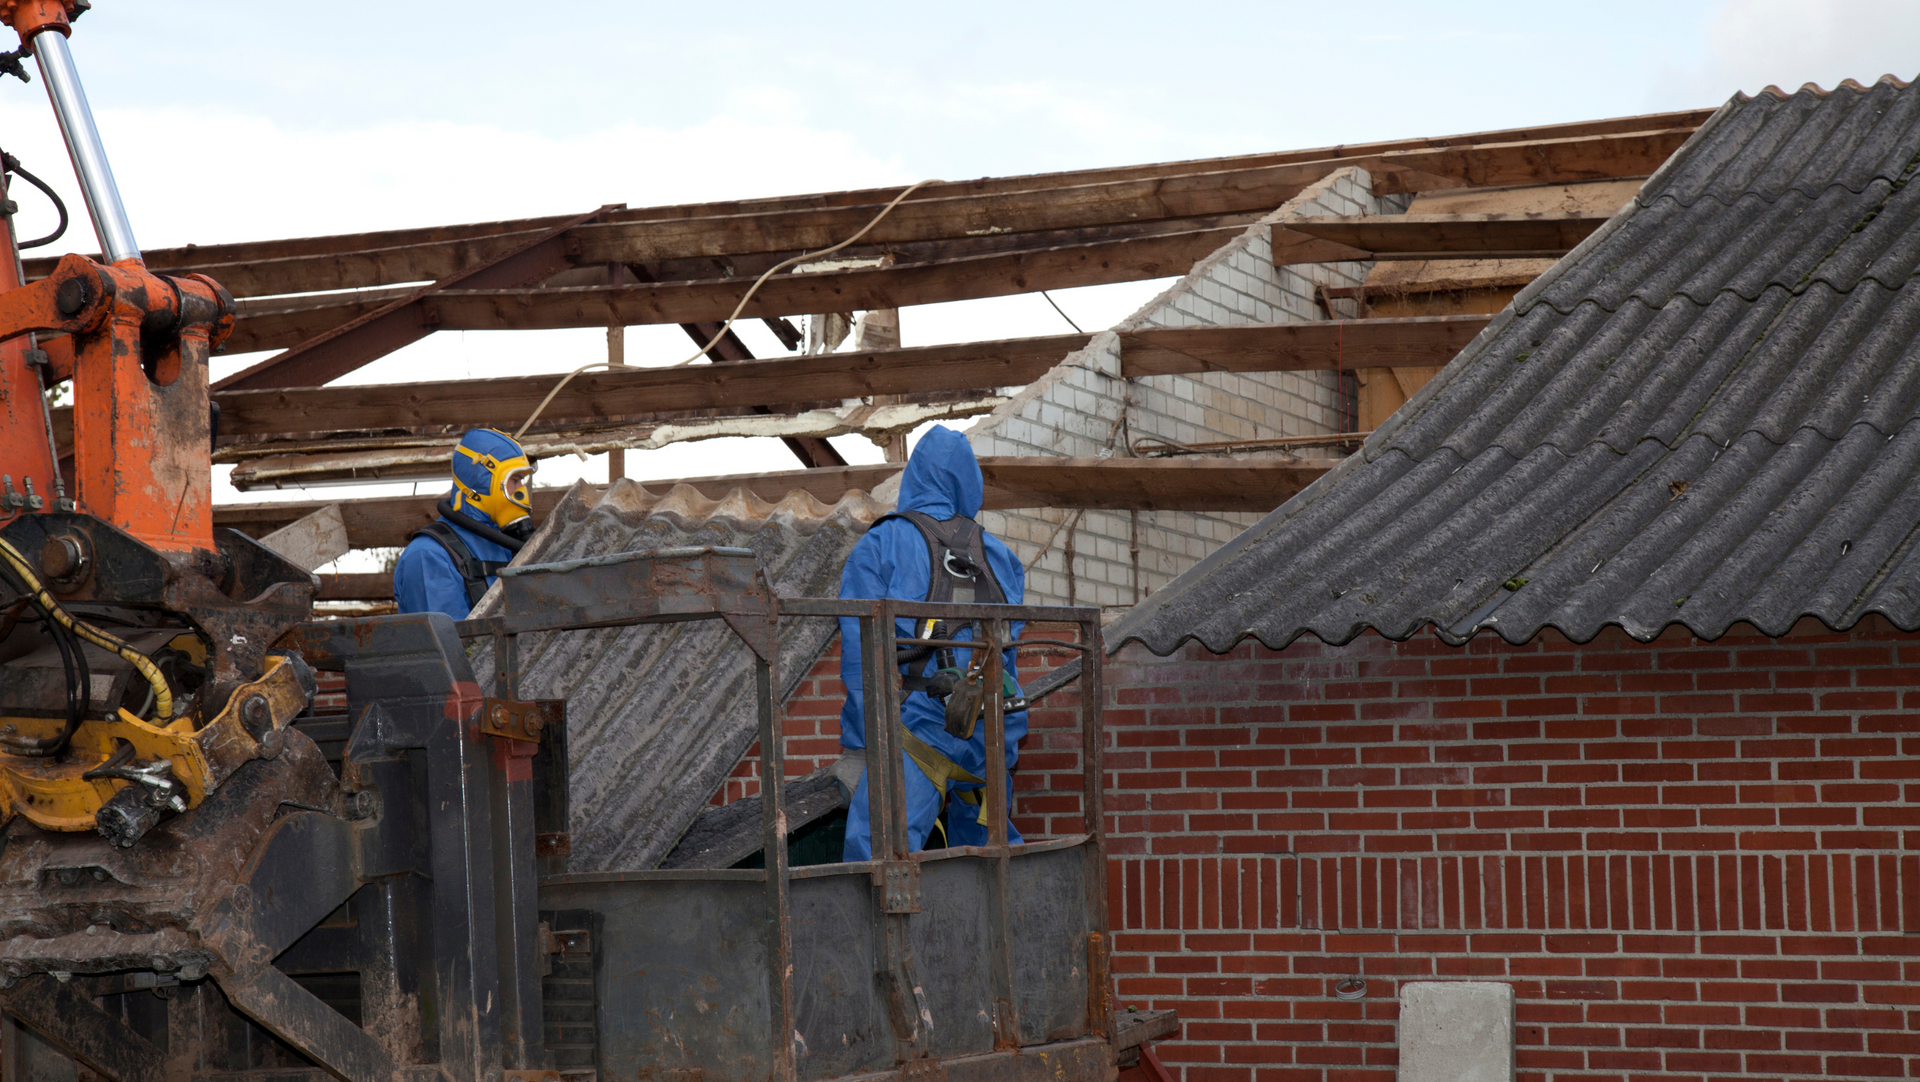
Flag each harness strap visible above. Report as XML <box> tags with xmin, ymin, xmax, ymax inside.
<box><xmin>408</xmin><ymin>520</ymin><xmax>507</xmax><ymax>608</ymax></box>
<box><xmin>897</xmin><ymin>724</ymin><xmax>993</xmax><ymax>827</ymax></box>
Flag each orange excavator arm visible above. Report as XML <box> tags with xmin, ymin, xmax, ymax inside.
<box><xmin>0</xmin><ymin>0</ymin><xmax>235</xmax><ymax>556</ymax></box>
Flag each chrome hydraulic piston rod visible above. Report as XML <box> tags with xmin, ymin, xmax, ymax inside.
<box><xmin>28</xmin><ymin>27</ymin><xmax>138</xmax><ymax>263</ymax></box>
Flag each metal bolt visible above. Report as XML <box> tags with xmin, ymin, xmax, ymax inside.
<box><xmin>240</xmin><ymin>694</ymin><xmax>271</xmax><ymax>729</ymax></box>
<box><xmin>40</xmin><ymin>535</ymin><xmax>87</xmax><ymax>581</ymax></box>
<box><xmin>54</xmin><ymin>276</ymin><xmax>87</xmax><ymax>317</ymax></box>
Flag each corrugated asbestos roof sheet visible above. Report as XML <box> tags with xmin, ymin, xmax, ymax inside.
<box><xmin>470</xmin><ymin>478</ymin><xmax>885</xmax><ymax>871</ymax></box>
<box><xmin>1114</xmin><ymin>77</ymin><xmax>1920</xmax><ymax>655</ymax></box>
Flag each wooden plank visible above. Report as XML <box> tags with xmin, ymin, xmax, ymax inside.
<box><xmin>1119</xmin><ymin>315</ymin><xmax>1492</xmax><ymax>377</ymax></box>
<box><xmin>223</xmin><ymin>226</ymin><xmax>1242</xmax><ymax>355</ymax></box>
<box><xmin>183</xmin><ymin>228</ymin><xmax>546</xmax><ymax>300</ymax></box>
<box><xmin>1366</xmin><ymin>127</ymin><xmax>1691</xmax><ymax>196</ymax></box>
<box><xmin>216</xmin><ymin>456</ymin><xmax>1336</xmax><ymax>547</ymax></box>
<box><xmin>210</xmin><ymin>318</ymin><xmax>1485</xmax><ymax>441</ymax></box>
<box><xmin>49</xmin><ymin>108</ymin><xmax>1708</xmax><ymax>282</ymax></box>
<box><xmin>1272</xmin><ymin>212</ymin><xmax>1610</xmax><ymax>266</ymax></box>
<box><xmin>212</xmin><ymin>333</ymin><xmax>1085</xmax><ymax>437</ymax></box>
<box><xmin>53</xmin><ymin>320</ymin><xmax>1484</xmax><ymax>448</ymax></box>
<box><xmin>214</xmin><ymin>207</ymin><xmax>622</xmax><ymax>392</ymax></box>
<box><xmin>170</xmin><ymin>128</ymin><xmax>1686</xmax><ymax>306</ymax></box>
<box><xmin>211</xmin><ymin>128</ymin><xmax>1681</xmax><ymax>354</ymax></box>
<box><xmin>979</xmin><ymin>456</ymin><xmax>1334</xmax><ymax>512</ymax></box>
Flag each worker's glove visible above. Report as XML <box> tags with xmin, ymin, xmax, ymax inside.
<box><xmin>829</xmin><ymin>748</ymin><xmax>866</xmax><ymax>798</ymax></box>
<box><xmin>943</xmin><ymin>668</ymin><xmax>987</xmax><ymax>740</ymax></box>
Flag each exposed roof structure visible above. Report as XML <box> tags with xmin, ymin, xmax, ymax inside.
<box><xmin>1114</xmin><ymin>77</ymin><xmax>1920</xmax><ymax>654</ymax></box>
<box><xmin>183</xmin><ymin>106</ymin><xmax>1722</xmax><ymax>609</ymax></box>
<box><xmin>468</xmin><ymin>478</ymin><xmax>887</xmax><ymax>871</ymax></box>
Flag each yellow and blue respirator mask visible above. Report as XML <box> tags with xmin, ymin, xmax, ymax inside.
<box><xmin>450</xmin><ymin>429</ymin><xmax>535</xmax><ymax>533</ymax></box>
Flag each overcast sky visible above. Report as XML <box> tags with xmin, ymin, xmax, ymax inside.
<box><xmin>7</xmin><ymin>0</ymin><xmax>1918</xmax><ymax>507</ymax></box>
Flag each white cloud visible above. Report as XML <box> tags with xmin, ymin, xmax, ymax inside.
<box><xmin>0</xmin><ymin>99</ymin><xmax>913</xmax><ymax>256</ymax></box>
<box><xmin>1693</xmin><ymin>0</ymin><xmax>1920</xmax><ymax>97</ymax></box>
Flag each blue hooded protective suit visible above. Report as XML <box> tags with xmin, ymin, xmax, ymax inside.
<box><xmin>392</xmin><ymin>500</ymin><xmax>517</xmax><ymax>620</ymax></box>
<box><xmin>839</xmin><ymin>425</ymin><xmax>1027</xmax><ymax>860</ymax></box>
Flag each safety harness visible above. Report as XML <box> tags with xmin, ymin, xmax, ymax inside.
<box><xmin>407</xmin><ymin>520</ymin><xmax>511</xmax><ymax>609</ymax></box>
<box><xmin>876</xmin><ymin>510</ymin><xmax>1022</xmax><ymax>827</ymax></box>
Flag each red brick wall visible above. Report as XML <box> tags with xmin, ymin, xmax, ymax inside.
<box><xmin>718</xmin><ymin>626</ymin><xmax>1088</xmax><ymax>831</ymax></box>
<box><xmin>1089</xmin><ymin>618</ymin><xmax>1920</xmax><ymax>1082</ymax></box>
<box><xmin>654</xmin><ymin>616</ymin><xmax>1920</xmax><ymax>1080</ymax></box>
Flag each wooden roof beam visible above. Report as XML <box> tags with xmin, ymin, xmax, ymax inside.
<box><xmin>223</xmin><ymin>224</ymin><xmax>1246</xmax><ymax>355</ymax></box>
<box><xmin>122</xmin><ymin>128</ymin><xmax>1693</xmax><ymax>305</ymax></box>
<box><xmin>41</xmin><ymin>106</ymin><xmax>1709</xmax><ymax>280</ymax></box>
<box><xmin>192</xmin><ymin>317</ymin><xmax>1488</xmax><ymax>441</ymax></box>
<box><xmin>218</xmin><ymin>455</ymin><xmax>1339</xmax><ymax>549</ymax></box>
<box><xmin>1271</xmin><ymin>212</ymin><xmax>1612</xmax><ymax>266</ymax></box>
<box><xmin>213</xmin><ymin>206</ymin><xmax>623</xmax><ymax>392</ymax></box>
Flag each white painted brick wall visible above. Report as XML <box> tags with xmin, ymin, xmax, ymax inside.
<box><xmin>968</xmin><ymin>167</ymin><xmax>1397</xmax><ymax>610</ymax></box>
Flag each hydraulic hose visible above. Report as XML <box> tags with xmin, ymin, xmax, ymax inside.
<box><xmin>0</xmin><ymin>563</ymin><xmax>88</xmax><ymax>756</ymax></box>
<box><xmin>0</xmin><ymin>535</ymin><xmax>172</xmax><ymax>719</ymax></box>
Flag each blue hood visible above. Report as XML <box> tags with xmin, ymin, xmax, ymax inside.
<box><xmin>895</xmin><ymin>425</ymin><xmax>982</xmax><ymax>519</ymax></box>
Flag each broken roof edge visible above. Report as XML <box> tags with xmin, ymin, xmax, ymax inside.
<box><xmin>1110</xmin><ymin>603</ymin><xmax>1920</xmax><ymax>662</ymax></box>
<box><xmin>1740</xmin><ymin>73</ymin><xmax>1915</xmax><ymax>102</ymax></box>
<box><xmin>1356</xmin><ymin>125</ymin><xmax>1716</xmax><ymax>460</ymax></box>
<box><xmin>1096</xmin><ymin>89</ymin><xmax>1761</xmax><ymax>660</ymax></box>
<box><xmin>466</xmin><ymin>474</ymin><xmax>899</xmax><ymax>619</ymax></box>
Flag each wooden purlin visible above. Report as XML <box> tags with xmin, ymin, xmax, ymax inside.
<box><xmin>202</xmin><ymin>126</ymin><xmax>1692</xmax><ymax>361</ymax></box>
<box><xmin>218</xmin><ymin>456</ymin><xmax>1336</xmax><ymax>550</ymax></box>
<box><xmin>39</xmin><ymin>105</ymin><xmax>1711</xmax><ymax>281</ymax></box>
<box><xmin>212</xmin><ymin>206</ymin><xmax>623</xmax><ymax>392</ymax></box>
<box><xmin>222</xmin><ymin>225</ymin><xmax>1247</xmax><ymax>355</ymax></box>
<box><xmin>165</xmin><ymin>127</ymin><xmax>1688</xmax><ymax>304</ymax></box>
<box><xmin>196</xmin><ymin>318</ymin><xmax>1488</xmax><ymax>441</ymax></box>
<box><xmin>1272</xmin><ymin>212</ymin><xmax>1613</xmax><ymax>266</ymax></box>
<box><xmin>175</xmin><ymin>126</ymin><xmax>1692</xmax><ymax>313</ymax></box>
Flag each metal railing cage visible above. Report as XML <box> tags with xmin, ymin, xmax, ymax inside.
<box><xmin>457</xmin><ymin>545</ymin><xmax>1112</xmax><ymax>1082</ymax></box>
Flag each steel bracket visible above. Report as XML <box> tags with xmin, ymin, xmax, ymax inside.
<box><xmin>879</xmin><ymin>860</ymin><xmax>921</xmax><ymax>914</ymax></box>
<box><xmin>479</xmin><ymin>696</ymin><xmax>549</xmax><ymax>744</ymax></box>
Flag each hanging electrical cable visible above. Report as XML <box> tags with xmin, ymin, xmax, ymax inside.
<box><xmin>513</xmin><ymin>179</ymin><xmax>940</xmax><ymax>440</ymax></box>
<box><xmin>1040</xmin><ymin>290</ymin><xmax>1083</xmax><ymax>333</ymax></box>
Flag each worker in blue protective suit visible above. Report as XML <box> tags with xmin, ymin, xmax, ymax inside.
<box><xmin>833</xmin><ymin>425</ymin><xmax>1028</xmax><ymax>861</ymax></box>
<box><xmin>393</xmin><ymin>428</ymin><xmax>538</xmax><ymax>620</ymax></box>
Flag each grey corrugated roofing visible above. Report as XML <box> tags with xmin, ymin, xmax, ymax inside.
<box><xmin>470</xmin><ymin>478</ymin><xmax>885</xmax><ymax>871</ymax></box>
<box><xmin>1114</xmin><ymin>77</ymin><xmax>1920</xmax><ymax>655</ymax></box>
